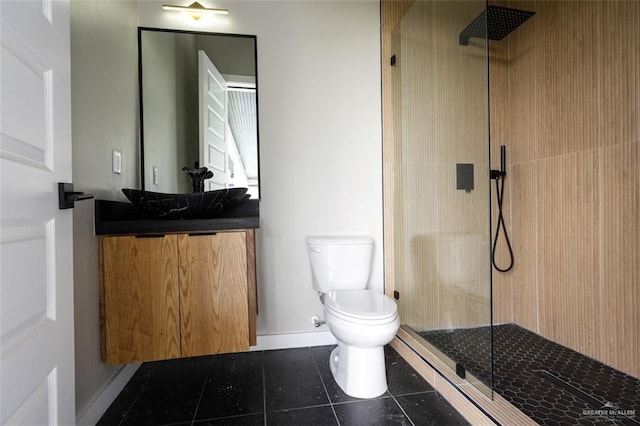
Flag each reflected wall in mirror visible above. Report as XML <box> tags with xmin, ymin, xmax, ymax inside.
<box><xmin>139</xmin><ymin>27</ymin><xmax>259</xmax><ymax>199</ymax></box>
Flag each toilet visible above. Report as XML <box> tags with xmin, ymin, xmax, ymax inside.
<box><xmin>306</xmin><ymin>236</ymin><xmax>400</xmax><ymax>399</ymax></box>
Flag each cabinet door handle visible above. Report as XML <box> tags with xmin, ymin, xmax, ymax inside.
<box><xmin>188</xmin><ymin>232</ymin><xmax>218</xmax><ymax>237</ymax></box>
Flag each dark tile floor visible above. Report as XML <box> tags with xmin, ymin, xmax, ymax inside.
<box><xmin>98</xmin><ymin>345</ymin><xmax>469</xmax><ymax>426</ymax></box>
<box><xmin>421</xmin><ymin>324</ymin><xmax>640</xmax><ymax>426</ymax></box>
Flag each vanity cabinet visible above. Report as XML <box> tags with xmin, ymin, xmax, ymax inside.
<box><xmin>99</xmin><ymin>230</ymin><xmax>256</xmax><ymax>365</ymax></box>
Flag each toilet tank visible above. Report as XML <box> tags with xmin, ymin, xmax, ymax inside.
<box><xmin>306</xmin><ymin>236</ymin><xmax>374</xmax><ymax>294</ymax></box>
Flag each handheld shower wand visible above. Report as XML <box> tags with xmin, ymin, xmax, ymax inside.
<box><xmin>490</xmin><ymin>146</ymin><xmax>507</xmax><ymax>179</ymax></box>
<box><xmin>491</xmin><ymin>146</ymin><xmax>514</xmax><ymax>272</ymax></box>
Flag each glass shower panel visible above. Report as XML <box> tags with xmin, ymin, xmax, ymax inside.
<box><xmin>391</xmin><ymin>0</ymin><xmax>493</xmax><ymax>397</ymax></box>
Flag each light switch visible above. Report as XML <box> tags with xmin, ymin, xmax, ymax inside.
<box><xmin>112</xmin><ymin>150</ymin><xmax>122</xmax><ymax>174</ymax></box>
<box><xmin>153</xmin><ymin>167</ymin><xmax>159</xmax><ymax>185</ymax></box>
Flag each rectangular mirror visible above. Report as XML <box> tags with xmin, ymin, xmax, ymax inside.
<box><xmin>138</xmin><ymin>27</ymin><xmax>259</xmax><ymax>198</ymax></box>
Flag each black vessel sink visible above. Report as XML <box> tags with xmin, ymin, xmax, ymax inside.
<box><xmin>122</xmin><ymin>188</ymin><xmax>249</xmax><ymax>220</ymax></box>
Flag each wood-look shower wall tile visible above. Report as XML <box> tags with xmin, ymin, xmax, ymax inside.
<box><xmin>537</xmin><ymin>151</ymin><xmax>601</xmax><ymax>360</ymax></box>
<box><xmin>506</xmin><ymin>0</ymin><xmax>538</xmax><ymax>166</ymax></box>
<box><xmin>400</xmin><ymin>163</ymin><xmax>441</xmax><ymax>330</ymax></box>
<box><xmin>489</xmin><ymin>26</ymin><xmax>509</xmax><ymax>160</ymax></box>
<box><xmin>399</xmin><ymin>8</ymin><xmax>439</xmax><ymax>165</ymax></box>
<box><xmin>391</xmin><ymin>0</ymin><xmax>493</xmax><ymax>332</ymax></box>
<box><xmin>399</xmin><ymin>162</ymin><xmax>491</xmax><ymax>330</ymax></box>
<box><xmin>599</xmin><ymin>1</ymin><xmax>640</xmax><ymax>147</ymax></box>
<box><xmin>490</xmin><ymin>161</ymin><xmax>512</xmax><ymax>325</ymax></box>
<box><xmin>488</xmin><ymin>8</ymin><xmax>513</xmax><ymax>325</ymax></box>
<box><xmin>394</xmin><ymin>1</ymin><xmax>441</xmax><ymax>331</ymax></box>
<box><xmin>599</xmin><ymin>141</ymin><xmax>640</xmax><ymax>378</ymax></box>
<box><xmin>382</xmin><ymin>0</ymin><xmax>415</xmax><ymax>294</ymax></box>
<box><xmin>435</xmin><ymin>162</ymin><xmax>491</xmax><ymax>329</ymax></box>
<box><xmin>431</xmin><ymin>1</ymin><xmax>487</xmax><ymax>166</ymax></box>
<box><xmin>501</xmin><ymin>0</ymin><xmax>639</xmax><ymax>378</ymax></box>
<box><xmin>510</xmin><ymin>163</ymin><xmax>537</xmax><ymax>331</ymax></box>
<box><xmin>436</xmin><ymin>165</ymin><xmax>488</xmax><ymax>235</ymax></box>
<box><xmin>535</xmin><ymin>1</ymin><xmax>601</xmax><ymax>159</ymax></box>
<box><xmin>410</xmin><ymin>231</ymin><xmax>448</xmax><ymax>330</ymax></box>
<box><xmin>429</xmin><ymin>0</ymin><xmax>490</xmax><ymax>239</ymax></box>
<box><xmin>388</xmin><ymin>158</ymin><xmax>404</xmax><ymax>296</ymax></box>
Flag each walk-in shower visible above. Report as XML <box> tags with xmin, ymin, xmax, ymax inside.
<box><xmin>389</xmin><ymin>1</ymin><xmax>640</xmax><ymax>424</ymax></box>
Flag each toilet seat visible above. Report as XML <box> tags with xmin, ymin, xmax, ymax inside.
<box><xmin>325</xmin><ymin>290</ymin><xmax>397</xmax><ymax>324</ymax></box>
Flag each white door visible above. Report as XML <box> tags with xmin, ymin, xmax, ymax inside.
<box><xmin>198</xmin><ymin>50</ymin><xmax>228</xmax><ymax>190</ymax></box>
<box><xmin>0</xmin><ymin>1</ymin><xmax>75</xmax><ymax>424</ymax></box>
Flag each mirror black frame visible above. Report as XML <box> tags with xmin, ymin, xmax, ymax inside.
<box><xmin>137</xmin><ymin>27</ymin><xmax>260</xmax><ymax>198</ymax></box>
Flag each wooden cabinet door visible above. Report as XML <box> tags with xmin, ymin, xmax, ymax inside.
<box><xmin>179</xmin><ymin>232</ymin><xmax>249</xmax><ymax>357</ymax></box>
<box><xmin>100</xmin><ymin>235</ymin><xmax>180</xmax><ymax>364</ymax></box>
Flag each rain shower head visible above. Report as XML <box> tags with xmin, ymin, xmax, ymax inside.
<box><xmin>459</xmin><ymin>6</ymin><xmax>535</xmax><ymax>46</ymax></box>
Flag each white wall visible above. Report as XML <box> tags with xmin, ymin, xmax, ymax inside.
<box><xmin>138</xmin><ymin>0</ymin><xmax>383</xmax><ymax>338</ymax></box>
<box><xmin>70</xmin><ymin>0</ymin><xmax>382</xmax><ymax>420</ymax></box>
<box><xmin>70</xmin><ymin>0</ymin><xmax>139</xmax><ymax>421</ymax></box>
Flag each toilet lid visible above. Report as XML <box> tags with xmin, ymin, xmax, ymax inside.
<box><xmin>325</xmin><ymin>290</ymin><xmax>397</xmax><ymax>321</ymax></box>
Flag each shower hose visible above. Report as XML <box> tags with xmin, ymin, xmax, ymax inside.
<box><xmin>492</xmin><ymin>174</ymin><xmax>514</xmax><ymax>272</ymax></box>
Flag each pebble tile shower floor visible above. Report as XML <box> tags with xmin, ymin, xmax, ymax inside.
<box><xmin>421</xmin><ymin>323</ymin><xmax>640</xmax><ymax>425</ymax></box>
<box><xmin>98</xmin><ymin>345</ymin><xmax>469</xmax><ymax>426</ymax></box>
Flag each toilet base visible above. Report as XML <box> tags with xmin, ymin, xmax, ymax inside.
<box><xmin>329</xmin><ymin>342</ymin><xmax>387</xmax><ymax>399</ymax></box>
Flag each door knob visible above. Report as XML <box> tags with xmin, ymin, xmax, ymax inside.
<box><xmin>58</xmin><ymin>182</ymin><xmax>94</xmax><ymax>209</ymax></box>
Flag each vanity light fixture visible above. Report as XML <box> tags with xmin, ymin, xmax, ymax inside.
<box><xmin>162</xmin><ymin>1</ymin><xmax>228</xmax><ymax>20</ymax></box>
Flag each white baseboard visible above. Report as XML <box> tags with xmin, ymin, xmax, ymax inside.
<box><xmin>76</xmin><ymin>363</ymin><xmax>141</xmax><ymax>426</ymax></box>
<box><xmin>251</xmin><ymin>330</ymin><xmax>337</xmax><ymax>351</ymax></box>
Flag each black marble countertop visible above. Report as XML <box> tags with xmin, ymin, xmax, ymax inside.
<box><xmin>95</xmin><ymin>198</ymin><xmax>259</xmax><ymax>236</ymax></box>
